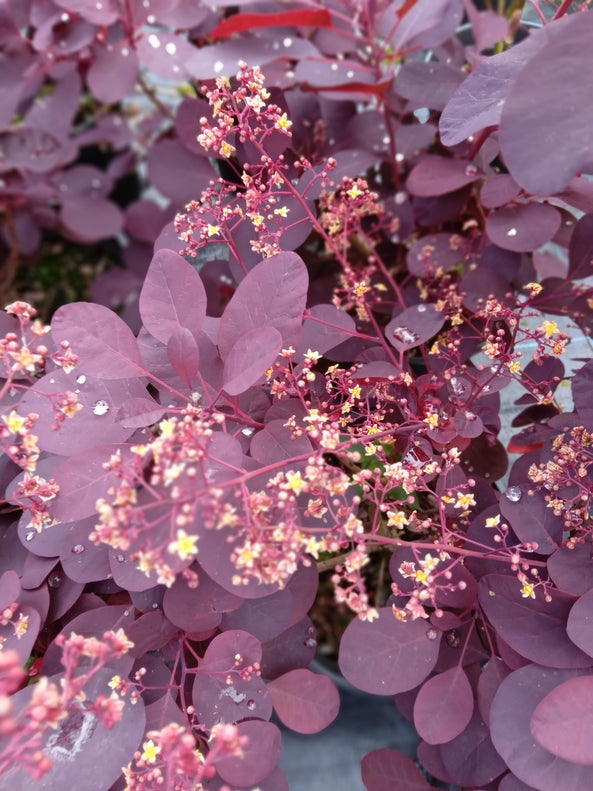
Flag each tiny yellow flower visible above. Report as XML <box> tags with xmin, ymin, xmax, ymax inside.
<box><xmin>273</xmin><ymin>206</ymin><xmax>289</xmax><ymax>217</ymax></box>
<box><xmin>275</xmin><ymin>112</ymin><xmax>292</xmax><ymax>131</ymax></box>
<box><xmin>168</xmin><ymin>529</ymin><xmax>199</xmax><ymax>561</ymax></box>
<box><xmin>485</xmin><ymin>514</ymin><xmax>501</xmax><ymax>528</ymax></box>
<box><xmin>286</xmin><ymin>471</ymin><xmax>305</xmax><ymax>494</ymax></box>
<box><xmin>207</xmin><ymin>224</ymin><xmax>221</xmax><ymax>236</ymax></box>
<box><xmin>141</xmin><ymin>739</ymin><xmax>161</xmax><ymax>764</ymax></box>
<box><xmin>454</xmin><ymin>493</ymin><xmax>477</xmax><ymax>510</ymax></box>
<box><xmin>521</xmin><ymin>582</ymin><xmax>536</xmax><ymax>599</ymax></box>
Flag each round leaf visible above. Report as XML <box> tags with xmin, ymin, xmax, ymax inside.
<box><xmin>530</xmin><ymin>675</ymin><xmax>593</xmax><ymax>765</ymax></box>
<box><xmin>486</xmin><ymin>203</ymin><xmax>561</xmax><ymax>252</ymax></box>
<box><xmin>414</xmin><ymin>667</ymin><xmax>474</xmax><ymax>745</ymax></box>
<box><xmin>222</xmin><ymin>326</ymin><xmax>282</xmax><ymax>396</ymax></box>
<box><xmin>267</xmin><ymin>668</ymin><xmax>339</xmax><ymax>734</ymax></box>
<box><xmin>361</xmin><ymin>749</ymin><xmax>432</xmax><ymax>791</ymax></box>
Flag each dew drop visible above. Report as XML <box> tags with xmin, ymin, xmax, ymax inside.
<box><xmin>60</xmin><ymin>12</ymin><xmax>70</xmax><ymax>21</ymax></box>
<box><xmin>146</xmin><ymin>14</ymin><xmax>155</xmax><ymax>23</ymax></box>
<box><xmin>147</xmin><ymin>34</ymin><xmax>160</xmax><ymax>49</ymax></box>
<box><xmin>445</xmin><ymin>629</ymin><xmax>461</xmax><ymax>648</ymax></box>
<box><xmin>152</xmin><ymin>602</ymin><xmax>159</xmax><ymax>609</ymax></box>
<box><xmin>96</xmin><ymin>1</ymin><xmax>103</xmax><ymax>8</ymax></box>
<box><xmin>241</xmin><ymin>427</ymin><xmax>254</xmax><ymax>437</ymax></box>
<box><xmin>417</xmin><ymin>304</ymin><xmax>427</xmax><ymax>313</ymax></box>
<box><xmin>142</xmin><ymin>0</ymin><xmax>150</xmax><ymax>6</ymax></box>
<box><xmin>283</xmin><ymin>37</ymin><xmax>292</xmax><ymax>47</ymax></box>
<box><xmin>124</xmin><ymin>610</ymin><xmax>129</xmax><ymax>616</ymax></box>
<box><xmin>71</xmin><ymin>544</ymin><xmax>85</xmax><ymax>554</ymax></box>
<box><xmin>395</xmin><ymin>152</ymin><xmax>405</xmax><ymax>163</ymax></box>
<box><xmin>507</xmin><ymin>227</ymin><xmax>518</xmax><ymax>237</ymax></box>
<box><xmin>346</xmin><ymin>70</ymin><xmax>354</xmax><ymax>78</ymax></box>
<box><xmin>465</xmin><ymin>410</ymin><xmax>477</xmax><ymax>421</ymax></box>
<box><xmin>395</xmin><ymin>190</ymin><xmax>407</xmax><ymax>205</ymax></box>
<box><xmin>272</xmin><ymin>41</ymin><xmax>279</xmax><ymax>50</ymax></box>
<box><xmin>48</xmin><ymin>571</ymin><xmax>64</xmax><ymax>588</ymax></box>
<box><xmin>26</xmin><ymin>532</ymin><xmax>35</xmax><ymax>542</ymax></box>
<box><xmin>382</xmin><ymin>136</ymin><xmax>391</xmax><ymax>145</ymax></box>
<box><xmin>426</xmin><ymin>628</ymin><xmax>439</xmax><ymax>640</ymax></box>
<box><xmin>76</xmin><ymin>374</ymin><xmax>86</xmax><ymax>384</ymax></box>
<box><xmin>165</xmin><ymin>42</ymin><xmax>177</xmax><ymax>55</ymax></box>
<box><xmin>465</xmin><ymin>164</ymin><xmax>478</xmax><ymax>177</ymax></box>
<box><xmin>246</xmin><ymin>700</ymin><xmax>256</xmax><ymax>711</ymax></box>
<box><xmin>121</xmin><ymin>47</ymin><xmax>129</xmax><ymax>56</ymax></box>
<box><xmin>93</xmin><ymin>400</ymin><xmax>110</xmax><ymax>416</ymax></box>
<box><xmin>115</xmin><ymin>554</ymin><xmax>126</xmax><ymax>563</ymax></box>
<box><xmin>49</xmin><ymin>378</ymin><xmax>55</xmax><ymax>384</ymax></box>
<box><xmin>304</xmin><ymin>637</ymin><xmax>317</xmax><ymax>648</ymax></box>
<box><xmin>214</xmin><ymin>61</ymin><xmax>224</xmax><ymax>74</ymax></box>
<box><xmin>504</xmin><ymin>486</ymin><xmax>522</xmax><ymax>503</ymax></box>
<box><xmin>331</xmin><ymin>63</ymin><xmax>339</xmax><ymax>71</ymax></box>
<box><xmin>91</xmin><ymin>178</ymin><xmax>102</xmax><ymax>189</ymax></box>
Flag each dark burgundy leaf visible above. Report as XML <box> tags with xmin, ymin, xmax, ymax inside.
<box><xmin>139</xmin><ymin>248</ymin><xmax>207</xmax><ymax>344</ymax></box>
<box><xmin>413</xmin><ymin>666</ymin><xmax>473</xmax><ymax>745</ymax></box>
<box><xmin>136</xmin><ymin>30</ymin><xmax>196</xmax><ymax>80</ymax></box>
<box><xmin>60</xmin><ymin>517</ymin><xmax>111</xmax><ymax>584</ymax></box>
<box><xmin>220</xmin><ymin>586</ymin><xmax>294</xmax><ymax>643</ymax></box>
<box><xmin>486</xmin><ymin>203</ymin><xmax>561</xmax><ymax>253</ymax></box>
<box><xmin>339</xmin><ymin>607</ymin><xmax>441</xmax><ymax>695</ymax></box>
<box><xmin>297</xmin><ymin>304</ymin><xmax>357</xmax><ymax>357</ymax></box>
<box><xmin>1</xmin><ymin>668</ymin><xmax>145</xmax><ymax>791</ymax></box>
<box><xmin>548</xmin><ymin>538</ymin><xmax>593</xmax><ymax>595</ymax></box>
<box><xmin>250</xmin><ymin>419</ymin><xmax>313</xmax><ymax>464</ymax></box>
<box><xmin>383</xmin><ymin>0</ymin><xmax>463</xmax><ymax>53</ymax></box>
<box><xmin>477</xmin><ymin>658</ymin><xmax>511</xmax><ymax>728</ymax></box>
<box><xmin>439</xmin><ymin>706</ymin><xmax>506</xmax><ymax>787</ymax></box>
<box><xmin>162</xmin><ymin>565</ymin><xmax>242</xmax><ymax>633</ymax></box>
<box><xmin>147</xmin><ymin>138</ymin><xmax>216</xmax><ymax>205</ymax></box>
<box><xmin>214</xmin><ymin>720</ymin><xmax>282</xmax><ymax>787</ymax></box>
<box><xmin>499</xmin><ymin>486</ymin><xmax>562</xmax><ymax>555</ymax></box>
<box><xmin>396</xmin><ymin>61</ymin><xmax>464</xmax><ymax>111</ymax></box>
<box><xmin>386</xmin><ymin>303</ymin><xmax>445</xmax><ymax>352</ymax></box>
<box><xmin>222</xmin><ymin>326</ymin><xmax>282</xmax><ymax>396</ymax></box>
<box><xmin>267</xmin><ymin>668</ymin><xmax>339</xmax><ymax>734</ymax></box>
<box><xmin>530</xmin><ymin>675</ymin><xmax>593</xmax><ymax>765</ymax></box>
<box><xmin>500</xmin><ymin>11</ymin><xmax>593</xmax><ymax>195</ymax></box>
<box><xmin>407</xmin><ymin>156</ymin><xmax>480</xmax><ymax>197</ymax></box>
<box><xmin>217</xmin><ymin>252</ymin><xmax>308</xmax><ymax>357</ymax></box>
<box><xmin>440</xmin><ymin>30</ymin><xmax>545</xmax><ymax>146</ymax></box>
<box><xmin>567</xmin><ymin>588</ymin><xmax>593</xmax><ymax>659</ymax></box>
<box><xmin>167</xmin><ymin>328</ymin><xmax>200</xmax><ymax>386</ymax></box>
<box><xmin>478</xmin><ymin>574</ymin><xmax>593</xmax><ymax>668</ymax></box>
<box><xmin>491</xmin><ymin>664</ymin><xmax>593</xmax><ymax>791</ymax></box>
<box><xmin>60</xmin><ymin>195</ymin><xmax>124</xmax><ymax>242</ymax></box>
<box><xmin>87</xmin><ymin>42</ymin><xmax>138</xmax><ymax>103</ymax></box>
<box><xmin>260</xmin><ymin>617</ymin><xmax>318</xmax><ymax>680</ymax></box>
<box><xmin>125</xmin><ymin>200</ymin><xmax>168</xmax><ymax>244</ymax></box>
<box><xmin>572</xmin><ymin>359</ymin><xmax>593</xmax><ymax>423</ymax></box>
<box><xmin>480</xmin><ymin>173</ymin><xmax>521</xmax><ymax>209</ymax></box>
<box><xmin>125</xmin><ymin>610</ymin><xmax>179</xmax><ymax>657</ymax></box>
<box><xmin>0</xmin><ymin>569</ymin><xmax>20</xmax><ymax>610</ymax></box>
<box><xmin>361</xmin><ymin>749</ymin><xmax>432</xmax><ymax>791</ymax></box>
<box><xmin>568</xmin><ymin>213</ymin><xmax>593</xmax><ymax>279</ymax></box>
<box><xmin>116</xmin><ymin>397</ymin><xmax>166</xmax><ymax>429</ymax></box>
<box><xmin>52</xmin><ymin>302</ymin><xmax>146</xmax><ymax>379</ymax></box>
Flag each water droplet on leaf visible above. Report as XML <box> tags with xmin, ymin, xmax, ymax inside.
<box><xmin>465</xmin><ymin>164</ymin><xmax>478</xmax><ymax>177</ymax></box>
<box><xmin>71</xmin><ymin>544</ymin><xmax>85</xmax><ymax>554</ymax></box>
<box><xmin>148</xmin><ymin>33</ymin><xmax>160</xmax><ymax>48</ymax></box>
<box><xmin>165</xmin><ymin>42</ymin><xmax>177</xmax><ymax>55</ymax></box>
<box><xmin>247</xmin><ymin>700</ymin><xmax>256</xmax><ymax>711</ymax></box>
<box><xmin>92</xmin><ymin>400</ymin><xmax>110</xmax><ymax>416</ymax></box>
<box><xmin>304</xmin><ymin>637</ymin><xmax>317</xmax><ymax>648</ymax></box>
<box><xmin>26</xmin><ymin>532</ymin><xmax>35</xmax><ymax>542</ymax></box>
<box><xmin>115</xmin><ymin>554</ymin><xmax>126</xmax><ymax>563</ymax></box>
<box><xmin>507</xmin><ymin>227</ymin><xmax>518</xmax><ymax>237</ymax></box>
<box><xmin>214</xmin><ymin>61</ymin><xmax>224</xmax><ymax>74</ymax></box>
<box><xmin>426</xmin><ymin>628</ymin><xmax>439</xmax><ymax>640</ymax></box>
<box><xmin>392</xmin><ymin>327</ymin><xmax>418</xmax><ymax>345</ymax></box>
<box><xmin>417</xmin><ymin>304</ymin><xmax>427</xmax><ymax>313</ymax></box>
<box><xmin>445</xmin><ymin>629</ymin><xmax>461</xmax><ymax>647</ymax></box>
<box><xmin>48</xmin><ymin>571</ymin><xmax>63</xmax><ymax>588</ymax></box>
<box><xmin>504</xmin><ymin>486</ymin><xmax>522</xmax><ymax>502</ymax></box>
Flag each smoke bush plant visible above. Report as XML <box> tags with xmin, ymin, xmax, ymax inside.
<box><xmin>2</xmin><ymin>1</ymin><xmax>593</xmax><ymax>790</ymax></box>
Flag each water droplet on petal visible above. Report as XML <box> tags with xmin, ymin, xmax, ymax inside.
<box><xmin>426</xmin><ymin>628</ymin><xmax>439</xmax><ymax>640</ymax></box>
<box><xmin>71</xmin><ymin>544</ymin><xmax>85</xmax><ymax>554</ymax></box>
<box><xmin>93</xmin><ymin>400</ymin><xmax>110</xmax><ymax>416</ymax></box>
<box><xmin>504</xmin><ymin>486</ymin><xmax>522</xmax><ymax>502</ymax></box>
<box><xmin>76</xmin><ymin>374</ymin><xmax>86</xmax><ymax>384</ymax></box>
<box><xmin>465</xmin><ymin>164</ymin><xmax>478</xmax><ymax>177</ymax></box>
<box><xmin>48</xmin><ymin>571</ymin><xmax>63</xmax><ymax>588</ymax></box>
<box><xmin>445</xmin><ymin>629</ymin><xmax>461</xmax><ymax>648</ymax></box>
<box><xmin>507</xmin><ymin>227</ymin><xmax>518</xmax><ymax>237</ymax></box>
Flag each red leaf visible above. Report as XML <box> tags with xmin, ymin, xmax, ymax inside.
<box><xmin>210</xmin><ymin>9</ymin><xmax>333</xmax><ymax>41</ymax></box>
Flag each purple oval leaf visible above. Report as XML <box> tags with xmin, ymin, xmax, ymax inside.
<box><xmin>267</xmin><ymin>668</ymin><xmax>339</xmax><ymax>734</ymax></box>
<box><xmin>361</xmin><ymin>748</ymin><xmax>432</xmax><ymax>791</ymax></box>
<box><xmin>338</xmin><ymin>607</ymin><xmax>441</xmax><ymax>695</ymax></box>
<box><xmin>413</xmin><ymin>666</ymin><xmax>473</xmax><ymax>745</ymax></box>
<box><xmin>485</xmin><ymin>203</ymin><xmax>561</xmax><ymax>252</ymax></box>
<box><xmin>222</xmin><ymin>326</ymin><xmax>282</xmax><ymax>396</ymax></box>
<box><xmin>530</xmin><ymin>675</ymin><xmax>593</xmax><ymax>765</ymax></box>
<box><xmin>139</xmin><ymin>248</ymin><xmax>207</xmax><ymax>345</ymax></box>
